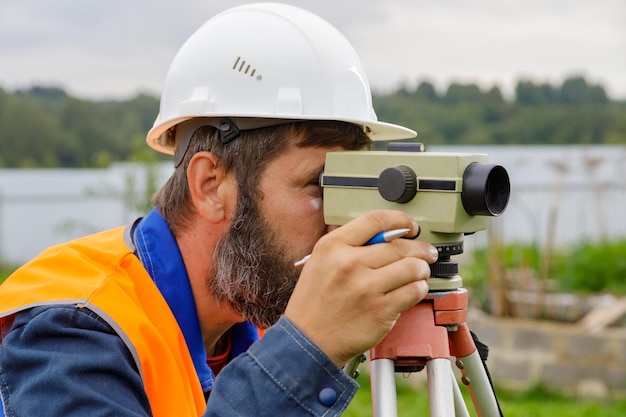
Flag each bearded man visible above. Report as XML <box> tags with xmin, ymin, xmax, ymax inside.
<box><xmin>0</xmin><ymin>4</ymin><xmax>436</xmax><ymax>417</ymax></box>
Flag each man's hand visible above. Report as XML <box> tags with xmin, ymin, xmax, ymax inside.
<box><xmin>284</xmin><ymin>210</ymin><xmax>438</xmax><ymax>367</ymax></box>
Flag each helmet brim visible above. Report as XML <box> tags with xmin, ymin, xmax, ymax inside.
<box><xmin>147</xmin><ymin>114</ymin><xmax>416</xmax><ymax>155</ymax></box>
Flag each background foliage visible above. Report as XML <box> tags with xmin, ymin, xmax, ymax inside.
<box><xmin>0</xmin><ymin>86</ymin><xmax>160</xmax><ymax>167</ymax></box>
<box><xmin>1</xmin><ymin>75</ymin><xmax>625</xmax><ymax>167</ymax></box>
<box><xmin>462</xmin><ymin>239</ymin><xmax>626</xmax><ymax>301</ymax></box>
<box><xmin>373</xmin><ymin>76</ymin><xmax>625</xmax><ymax>147</ymax></box>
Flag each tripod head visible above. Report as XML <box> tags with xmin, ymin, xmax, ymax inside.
<box><xmin>321</xmin><ymin>142</ymin><xmax>511</xmax><ymax>289</ymax></box>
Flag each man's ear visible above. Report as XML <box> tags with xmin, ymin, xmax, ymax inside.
<box><xmin>187</xmin><ymin>151</ymin><xmax>236</xmax><ymax>224</ymax></box>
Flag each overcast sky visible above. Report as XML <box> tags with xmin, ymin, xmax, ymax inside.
<box><xmin>1</xmin><ymin>0</ymin><xmax>624</xmax><ymax>101</ymax></box>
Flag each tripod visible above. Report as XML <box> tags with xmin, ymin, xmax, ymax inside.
<box><xmin>366</xmin><ymin>275</ymin><xmax>502</xmax><ymax>417</ymax></box>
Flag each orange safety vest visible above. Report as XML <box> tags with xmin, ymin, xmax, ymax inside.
<box><xmin>0</xmin><ymin>227</ymin><xmax>207</xmax><ymax>417</ymax></box>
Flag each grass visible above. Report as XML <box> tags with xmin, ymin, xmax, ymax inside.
<box><xmin>343</xmin><ymin>373</ymin><xmax>626</xmax><ymax>417</ymax></box>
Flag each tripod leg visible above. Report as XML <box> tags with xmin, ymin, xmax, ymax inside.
<box><xmin>371</xmin><ymin>359</ymin><xmax>399</xmax><ymax>417</ymax></box>
<box><xmin>450</xmin><ymin>368</ymin><xmax>470</xmax><ymax>417</ymax></box>
<box><xmin>456</xmin><ymin>350</ymin><xmax>500</xmax><ymax>417</ymax></box>
<box><xmin>450</xmin><ymin>324</ymin><xmax>502</xmax><ymax>417</ymax></box>
<box><xmin>427</xmin><ymin>358</ymin><xmax>456</xmax><ymax>417</ymax></box>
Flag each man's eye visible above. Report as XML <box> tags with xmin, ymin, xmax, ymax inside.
<box><xmin>309</xmin><ymin>178</ymin><xmax>323</xmax><ymax>199</ymax></box>
<box><xmin>316</xmin><ymin>169</ymin><xmax>325</xmax><ymax>199</ymax></box>
<box><xmin>315</xmin><ymin>169</ymin><xmax>324</xmax><ymax>188</ymax></box>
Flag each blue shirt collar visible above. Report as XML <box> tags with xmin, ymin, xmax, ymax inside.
<box><xmin>132</xmin><ymin>208</ymin><xmax>259</xmax><ymax>392</ymax></box>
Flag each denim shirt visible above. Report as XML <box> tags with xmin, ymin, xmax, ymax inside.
<box><xmin>0</xmin><ymin>209</ymin><xmax>358</xmax><ymax>416</ymax></box>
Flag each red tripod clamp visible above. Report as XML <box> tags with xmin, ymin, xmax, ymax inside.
<box><xmin>370</xmin><ymin>288</ymin><xmax>474</xmax><ymax>369</ymax></box>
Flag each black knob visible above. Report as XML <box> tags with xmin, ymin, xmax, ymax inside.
<box><xmin>430</xmin><ymin>259</ymin><xmax>459</xmax><ymax>278</ymax></box>
<box><xmin>378</xmin><ymin>165</ymin><xmax>417</xmax><ymax>203</ymax></box>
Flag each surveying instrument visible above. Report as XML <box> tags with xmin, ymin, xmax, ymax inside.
<box><xmin>322</xmin><ymin>143</ymin><xmax>510</xmax><ymax>417</ymax></box>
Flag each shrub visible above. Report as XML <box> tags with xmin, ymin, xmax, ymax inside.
<box><xmin>462</xmin><ymin>239</ymin><xmax>626</xmax><ymax>296</ymax></box>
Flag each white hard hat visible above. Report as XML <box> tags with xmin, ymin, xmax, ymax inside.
<box><xmin>147</xmin><ymin>2</ymin><xmax>416</xmax><ymax>156</ymax></box>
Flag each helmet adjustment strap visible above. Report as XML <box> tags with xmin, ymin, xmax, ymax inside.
<box><xmin>175</xmin><ymin>117</ymin><xmax>331</xmax><ymax>167</ymax></box>
<box><xmin>217</xmin><ymin>119</ymin><xmax>241</xmax><ymax>144</ymax></box>
<box><xmin>173</xmin><ymin>118</ymin><xmax>241</xmax><ymax>168</ymax></box>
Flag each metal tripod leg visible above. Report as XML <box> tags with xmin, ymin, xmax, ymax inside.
<box><xmin>371</xmin><ymin>359</ymin><xmax>399</xmax><ymax>417</ymax></box>
<box><xmin>427</xmin><ymin>358</ymin><xmax>456</xmax><ymax>417</ymax></box>
<box><xmin>449</xmin><ymin>323</ymin><xmax>501</xmax><ymax>417</ymax></box>
<box><xmin>451</xmin><ymin>367</ymin><xmax>470</xmax><ymax>417</ymax></box>
<box><xmin>455</xmin><ymin>350</ymin><xmax>500</xmax><ymax>417</ymax></box>
<box><xmin>371</xmin><ymin>357</ymin><xmax>470</xmax><ymax>417</ymax></box>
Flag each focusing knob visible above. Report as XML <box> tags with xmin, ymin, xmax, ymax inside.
<box><xmin>378</xmin><ymin>165</ymin><xmax>417</xmax><ymax>203</ymax></box>
<box><xmin>430</xmin><ymin>260</ymin><xmax>459</xmax><ymax>278</ymax></box>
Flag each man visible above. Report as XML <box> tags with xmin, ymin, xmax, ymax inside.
<box><xmin>0</xmin><ymin>4</ymin><xmax>437</xmax><ymax>416</ymax></box>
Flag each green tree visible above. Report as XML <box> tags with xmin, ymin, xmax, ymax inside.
<box><xmin>559</xmin><ymin>76</ymin><xmax>608</xmax><ymax>105</ymax></box>
<box><xmin>415</xmin><ymin>81</ymin><xmax>439</xmax><ymax>101</ymax></box>
<box><xmin>442</xmin><ymin>83</ymin><xmax>483</xmax><ymax>105</ymax></box>
<box><xmin>1</xmin><ymin>77</ymin><xmax>624</xmax><ymax>168</ymax></box>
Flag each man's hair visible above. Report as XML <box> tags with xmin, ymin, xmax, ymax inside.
<box><xmin>152</xmin><ymin>120</ymin><xmax>372</xmax><ymax>233</ymax></box>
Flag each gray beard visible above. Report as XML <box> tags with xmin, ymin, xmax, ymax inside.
<box><xmin>208</xmin><ymin>196</ymin><xmax>301</xmax><ymax>329</ymax></box>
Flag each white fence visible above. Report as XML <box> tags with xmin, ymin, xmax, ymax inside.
<box><xmin>1</xmin><ymin>145</ymin><xmax>625</xmax><ymax>265</ymax></box>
